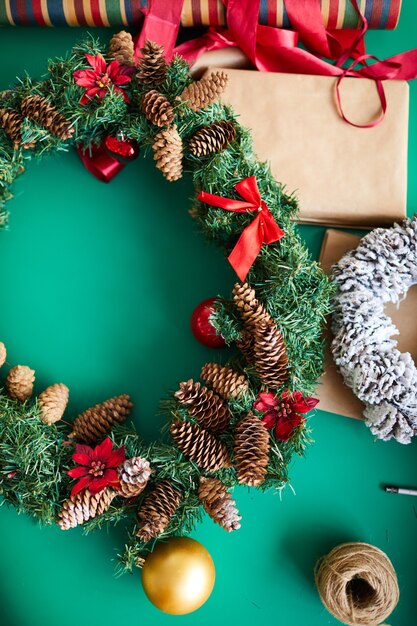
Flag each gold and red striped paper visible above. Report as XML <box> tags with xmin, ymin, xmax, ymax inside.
<box><xmin>181</xmin><ymin>0</ymin><xmax>402</xmax><ymax>29</ymax></box>
<box><xmin>0</xmin><ymin>0</ymin><xmax>401</xmax><ymax>28</ymax></box>
<box><xmin>0</xmin><ymin>0</ymin><xmax>141</xmax><ymax>26</ymax></box>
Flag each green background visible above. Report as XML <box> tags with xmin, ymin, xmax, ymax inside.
<box><xmin>1</xmin><ymin>5</ymin><xmax>417</xmax><ymax>625</ymax></box>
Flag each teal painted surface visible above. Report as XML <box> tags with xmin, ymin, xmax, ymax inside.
<box><xmin>0</xmin><ymin>8</ymin><xmax>417</xmax><ymax>625</ymax></box>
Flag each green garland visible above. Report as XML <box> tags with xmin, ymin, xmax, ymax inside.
<box><xmin>0</xmin><ymin>33</ymin><xmax>333</xmax><ymax>573</ymax></box>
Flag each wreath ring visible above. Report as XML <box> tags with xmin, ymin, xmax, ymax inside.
<box><xmin>331</xmin><ymin>216</ymin><xmax>417</xmax><ymax>444</ymax></box>
<box><xmin>0</xmin><ymin>33</ymin><xmax>331</xmax><ymax>574</ymax></box>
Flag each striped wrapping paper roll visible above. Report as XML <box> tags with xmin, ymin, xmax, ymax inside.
<box><xmin>181</xmin><ymin>0</ymin><xmax>402</xmax><ymax>29</ymax></box>
<box><xmin>0</xmin><ymin>0</ymin><xmax>143</xmax><ymax>25</ymax></box>
<box><xmin>0</xmin><ymin>0</ymin><xmax>402</xmax><ymax>28</ymax></box>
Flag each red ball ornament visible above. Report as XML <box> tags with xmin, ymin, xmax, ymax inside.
<box><xmin>104</xmin><ymin>135</ymin><xmax>139</xmax><ymax>161</ymax></box>
<box><xmin>190</xmin><ymin>298</ymin><xmax>226</xmax><ymax>349</ymax></box>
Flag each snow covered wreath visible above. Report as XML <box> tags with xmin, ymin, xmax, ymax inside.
<box><xmin>331</xmin><ymin>216</ymin><xmax>417</xmax><ymax>444</ymax></box>
<box><xmin>0</xmin><ymin>32</ymin><xmax>332</xmax><ymax>572</ymax></box>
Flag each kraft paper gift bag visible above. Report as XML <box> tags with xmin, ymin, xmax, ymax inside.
<box><xmin>317</xmin><ymin>229</ymin><xmax>417</xmax><ymax>419</ymax></box>
<box><xmin>207</xmin><ymin>68</ymin><xmax>409</xmax><ymax>228</ymax></box>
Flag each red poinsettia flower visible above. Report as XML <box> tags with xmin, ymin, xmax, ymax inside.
<box><xmin>254</xmin><ymin>390</ymin><xmax>319</xmax><ymax>441</ymax></box>
<box><xmin>67</xmin><ymin>437</ymin><xmax>125</xmax><ymax>496</ymax></box>
<box><xmin>73</xmin><ymin>53</ymin><xmax>134</xmax><ymax>105</ymax></box>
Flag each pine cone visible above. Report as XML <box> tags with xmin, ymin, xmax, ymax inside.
<box><xmin>189</xmin><ymin>120</ymin><xmax>236</xmax><ymax>157</ymax></box>
<box><xmin>57</xmin><ymin>488</ymin><xmax>115</xmax><ymax>530</ymax></box>
<box><xmin>70</xmin><ymin>394</ymin><xmax>133</xmax><ymax>444</ymax></box>
<box><xmin>201</xmin><ymin>363</ymin><xmax>249</xmax><ymax>400</ymax></box>
<box><xmin>153</xmin><ymin>125</ymin><xmax>183</xmax><ymax>181</ymax></box>
<box><xmin>136</xmin><ymin>480</ymin><xmax>182</xmax><ymax>542</ymax></box>
<box><xmin>108</xmin><ymin>30</ymin><xmax>135</xmax><ymax>66</ymax></box>
<box><xmin>38</xmin><ymin>383</ymin><xmax>69</xmax><ymax>425</ymax></box>
<box><xmin>236</xmin><ymin>331</ymin><xmax>255</xmax><ymax>363</ymax></box>
<box><xmin>170</xmin><ymin>419</ymin><xmax>230</xmax><ymax>472</ymax></box>
<box><xmin>179</xmin><ymin>71</ymin><xmax>229</xmax><ymax>111</ymax></box>
<box><xmin>199</xmin><ymin>477</ymin><xmax>241</xmax><ymax>532</ymax></box>
<box><xmin>232</xmin><ymin>282</ymin><xmax>271</xmax><ymax>333</ymax></box>
<box><xmin>136</xmin><ymin>40</ymin><xmax>167</xmax><ymax>88</ymax></box>
<box><xmin>175</xmin><ymin>379</ymin><xmax>230</xmax><ymax>433</ymax></box>
<box><xmin>234</xmin><ymin>413</ymin><xmax>270</xmax><ymax>487</ymax></box>
<box><xmin>0</xmin><ymin>342</ymin><xmax>6</xmax><ymax>368</ymax></box>
<box><xmin>6</xmin><ymin>365</ymin><xmax>35</xmax><ymax>402</ymax></box>
<box><xmin>141</xmin><ymin>90</ymin><xmax>174</xmax><ymax>127</ymax></box>
<box><xmin>0</xmin><ymin>108</ymin><xmax>23</xmax><ymax>148</ymax></box>
<box><xmin>116</xmin><ymin>456</ymin><xmax>151</xmax><ymax>498</ymax></box>
<box><xmin>254</xmin><ymin>321</ymin><xmax>288</xmax><ymax>389</ymax></box>
<box><xmin>21</xmin><ymin>95</ymin><xmax>74</xmax><ymax>140</ymax></box>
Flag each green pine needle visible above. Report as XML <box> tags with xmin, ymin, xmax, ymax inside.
<box><xmin>0</xmin><ymin>34</ymin><xmax>333</xmax><ymax>573</ymax></box>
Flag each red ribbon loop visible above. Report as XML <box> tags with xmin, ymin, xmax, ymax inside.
<box><xmin>335</xmin><ymin>53</ymin><xmax>402</xmax><ymax>128</ymax></box>
<box><xmin>198</xmin><ymin>176</ymin><xmax>284</xmax><ymax>281</ymax></box>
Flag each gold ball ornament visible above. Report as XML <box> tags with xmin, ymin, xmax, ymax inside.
<box><xmin>141</xmin><ymin>537</ymin><xmax>215</xmax><ymax>614</ymax></box>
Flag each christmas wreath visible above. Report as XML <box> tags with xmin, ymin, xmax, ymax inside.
<box><xmin>331</xmin><ymin>216</ymin><xmax>417</xmax><ymax>444</ymax></box>
<box><xmin>0</xmin><ymin>32</ymin><xmax>332</xmax><ymax>573</ymax></box>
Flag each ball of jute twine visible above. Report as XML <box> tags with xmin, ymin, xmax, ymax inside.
<box><xmin>314</xmin><ymin>542</ymin><xmax>399</xmax><ymax>626</ymax></box>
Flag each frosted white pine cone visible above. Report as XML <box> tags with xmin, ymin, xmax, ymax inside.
<box><xmin>116</xmin><ymin>456</ymin><xmax>151</xmax><ymax>498</ymax></box>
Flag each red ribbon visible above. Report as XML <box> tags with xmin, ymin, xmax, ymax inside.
<box><xmin>134</xmin><ymin>0</ymin><xmax>184</xmax><ymax>61</ymax></box>
<box><xmin>198</xmin><ymin>176</ymin><xmax>284</xmax><ymax>281</ymax></box>
<box><xmin>77</xmin><ymin>143</ymin><xmax>125</xmax><ymax>182</ymax></box>
<box><xmin>174</xmin><ymin>0</ymin><xmax>417</xmax><ymax>128</ymax></box>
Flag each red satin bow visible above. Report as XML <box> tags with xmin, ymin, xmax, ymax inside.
<box><xmin>198</xmin><ymin>176</ymin><xmax>284</xmax><ymax>281</ymax></box>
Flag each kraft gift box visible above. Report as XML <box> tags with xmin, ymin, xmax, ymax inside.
<box><xmin>191</xmin><ymin>48</ymin><xmax>253</xmax><ymax>77</ymax></box>
<box><xmin>317</xmin><ymin>228</ymin><xmax>417</xmax><ymax>419</ymax></box>
<box><xmin>206</xmin><ymin>68</ymin><xmax>409</xmax><ymax>228</ymax></box>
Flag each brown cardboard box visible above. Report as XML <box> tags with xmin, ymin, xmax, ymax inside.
<box><xmin>191</xmin><ymin>48</ymin><xmax>252</xmax><ymax>77</ymax></box>
<box><xmin>318</xmin><ymin>229</ymin><xmax>417</xmax><ymax>418</ymax></box>
<box><xmin>206</xmin><ymin>68</ymin><xmax>409</xmax><ymax>228</ymax></box>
